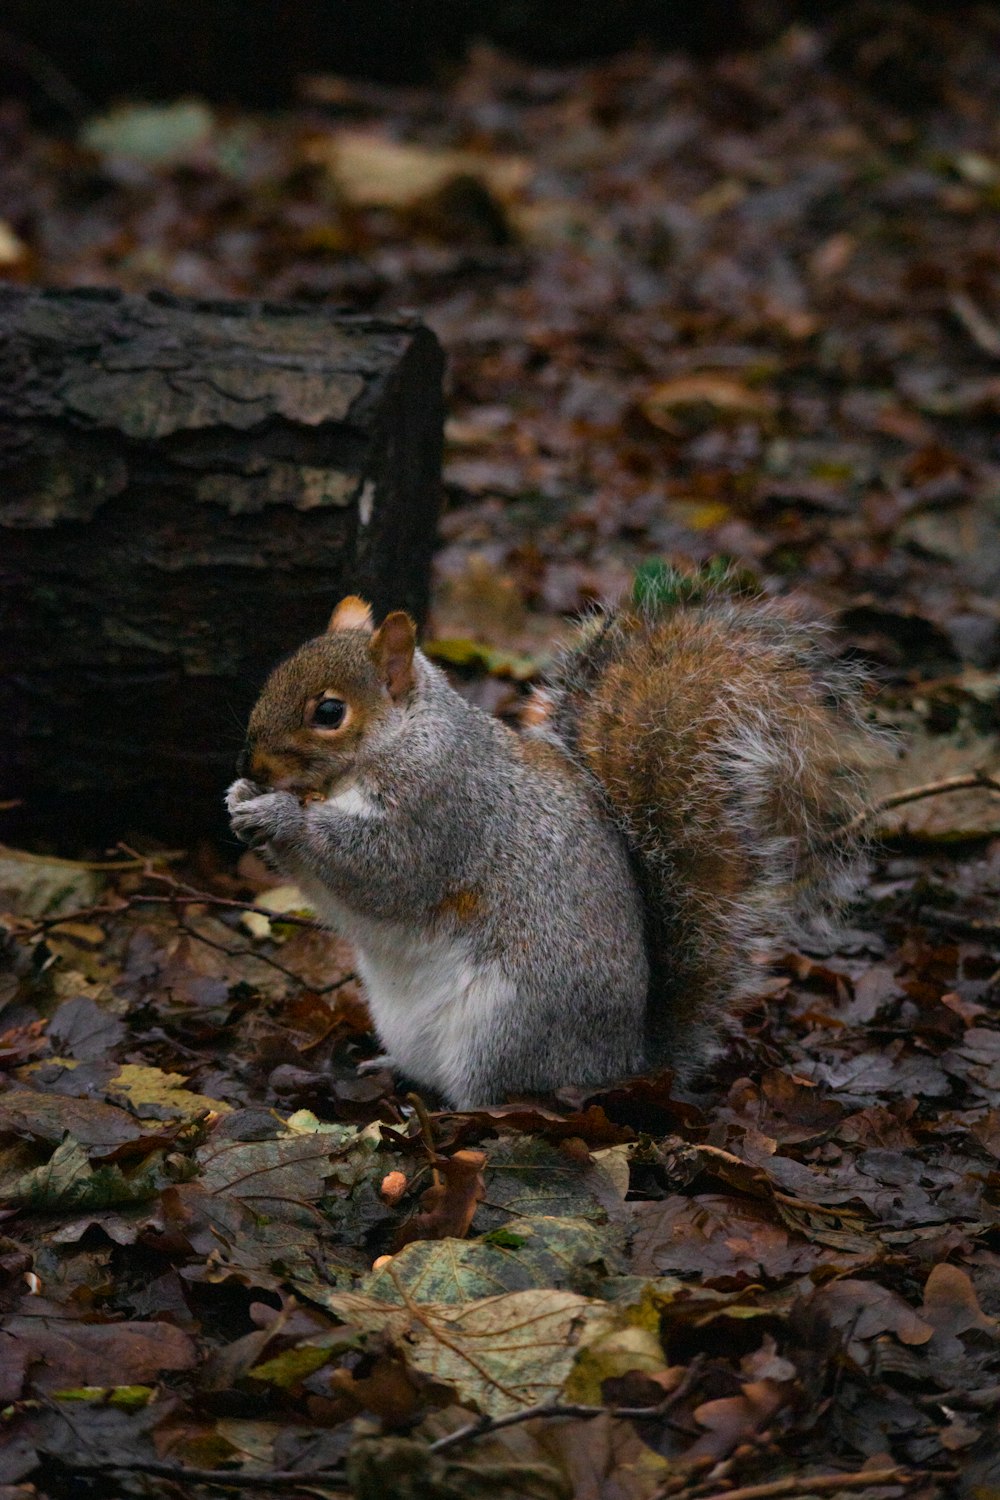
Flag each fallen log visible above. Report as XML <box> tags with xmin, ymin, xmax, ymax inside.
<box><xmin>0</xmin><ymin>285</ymin><xmax>444</xmax><ymax>846</ymax></box>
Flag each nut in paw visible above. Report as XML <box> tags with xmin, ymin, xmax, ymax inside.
<box><xmin>226</xmin><ymin>786</ymin><xmax>302</xmax><ymax>850</ymax></box>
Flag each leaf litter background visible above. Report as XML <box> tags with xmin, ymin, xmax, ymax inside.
<box><xmin>5</xmin><ymin>9</ymin><xmax>1000</xmax><ymax>1498</ymax></box>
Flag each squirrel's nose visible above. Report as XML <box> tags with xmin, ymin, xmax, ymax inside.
<box><xmin>236</xmin><ymin>745</ymin><xmax>251</xmax><ymax>777</ymax></box>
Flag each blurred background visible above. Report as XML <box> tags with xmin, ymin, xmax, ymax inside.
<box><xmin>3</xmin><ymin>0</ymin><xmax>1000</xmax><ymax>756</ymax></box>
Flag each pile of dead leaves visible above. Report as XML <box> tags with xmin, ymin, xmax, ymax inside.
<box><xmin>2</xmin><ymin>830</ymin><xmax>1000</xmax><ymax>1499</ymax></box>
<box><xmin>4</xmin><ymin>7</ymin><xmax>1000</xmax><ymax>1497</ymax></box>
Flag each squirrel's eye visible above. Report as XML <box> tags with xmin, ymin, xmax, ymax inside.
<box><xmin>313</xmin><ymin>697</ymin><xmax>347</xmax><ymax>730</ymax></box>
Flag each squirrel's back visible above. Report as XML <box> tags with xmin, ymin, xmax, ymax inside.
<box><xmin>538</xmin><ymin>575</ymin><xmax>885</xmax><ymax>1078</ymax></box>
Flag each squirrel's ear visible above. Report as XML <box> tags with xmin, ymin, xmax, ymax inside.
<box><xmin>327</xmin><ymin>595</ymin><xmax>374</xmax><ymax>634</ymax></box>
<box><xmin>371</xmin><ymin>611</ymin><xmax>417</xmax><ymax>699</ymax></box>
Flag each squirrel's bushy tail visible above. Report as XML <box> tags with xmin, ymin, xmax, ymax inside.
<box><xmin>540</xmin><ymin>576</ymin><xmax>887</xmax><ymax>1079</ymax></box>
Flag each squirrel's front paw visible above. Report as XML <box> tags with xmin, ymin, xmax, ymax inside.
<box><xmin>226</xmin><ymin>783</ymin><xmax>303</xmax><ymax>850</ymax></box>
<box><xmin>357</xmin><ymin>1053</ymin><xmax>397</xmax><ymax>1078</ymax></box>
<box><xmin>226</xmin><ymin>777</ymin><xmax>263</xmax><ymax>815</ymax></box>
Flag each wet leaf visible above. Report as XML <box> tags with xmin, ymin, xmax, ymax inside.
<box><xmin>0</xmin><ymin>1088</ymin><xmax>176</xmax><ymax>1159</ymax></box>
<box><xmin>318</xmin><ymin>1286</ymin><xmax>618</xmax><ymax>1416</ymax></box>
<box><xmin>369</xmin><ymin>1215</ymin><xmax>624</xmax><ymax>1303</ymax></box>
<box><xmin>108</xmin><ymin>1064</ymin><xmax>230</xmax><ymax>1121</ymax></box>
<box><xmin>5</xmin><ymin>1314</ymin><xmax>195</xmax><ymax>1393</ymax></box>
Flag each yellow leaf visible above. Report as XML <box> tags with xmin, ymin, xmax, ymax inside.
<box><xmin>424</xmin><ymin>638</ymin><xmax>539</xmax><ymax>681</ymax></box>
<box><xmin>238</xmin><ymin>884</ymin><xmax>314</xmax><ymax>939</ymax></box>
<box><xmin>54</xmin><ymin>1385</ymin><xmax>154</xmax><ymax>1411</ymax></box>
<box><xmin>109</xmin><ymin>1064</ymin><xmax>230</xmax><ymax>1120</ymax></box>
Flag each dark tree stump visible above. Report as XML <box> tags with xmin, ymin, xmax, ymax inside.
<box><xmin>0</xmin><ymin>286</ymin><xmax>444</xmax><ymax>847</ymax></box>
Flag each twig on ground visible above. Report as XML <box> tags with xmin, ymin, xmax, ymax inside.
<box><xmin>0</xmin><ymin>843</ymin><xmax>186</xmax><ymax>872</ymax></box>
<box><xmin>430</xmin><ymin>1353</ymin><xmax>707</xmax><ymax>1457</ymax></box>
<box><xmin>950</xmin><ymin>291</ymin><xmax>1000</xmax><ymax>359</ymax></box>
<box><xmin>21</xmin><ymin>860</ymin><xmax>357</xmax><ymax>996</ymax></box>
<box><xmin>27</xmin><ymin>890</ymin><xmax>324</xmax><ymax>934</ymax></box>
<box><xmin>836</xmin><ymin>770</ymin><xmax>1000</xmax><ymax>841</ymax></box>
<box><xmin>406</xmin><ymin>1091</ymin><xmax>440</xmax><ymax>1165</ymax></box>
<box><xmin>68</xmin><ymin>1363</ymin><xmax>708</xmax><ymax>1492</ymax></box>
<box><xmin>67</xmin><ymin>1459</ymin><xmax>349</xmax><ymax>1493</ymax></box>
<box><xmin>914</xmin><ymin>908</ymin><xmax>1000</xmax><ymax>943</ymax></box>
<box><xmin>690</xmin><ymin>1466</ymin><xmax>932</xmax><ymax>1500</ymax></box>
<box><xmin>175</xmin><ymin>916</ymin><xmax>319</xmax><ymax>989</ymax></box>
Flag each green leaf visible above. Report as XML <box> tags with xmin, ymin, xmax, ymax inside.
<box><xmin>481</xmin><ymin>1228</ymin><xmax>527</xmax><ymax>1248</ymax></box>
<box><xmin>364</xmin><ymin>1216</ymin><xmax>625</xmax><ymax>1305</ymax></box>
<box><xmin>473</xmin><ymin>1137</ymin><xmax>612</xmax><ymax>1231</ymax></box>
<box><xmin>248</xmin><ymin>1346</ymin><xmax>333</xmax><ymax>1388</ymax></box>
<box><xmin>0</xmin><ymin>1135</ymin><xmax>166</xmax><ymax>1211</ymax></box>
<box><xmin>53</xmin><ymin>1385</ymin><xmax>155</xmax><ymax>1412</ymax></box>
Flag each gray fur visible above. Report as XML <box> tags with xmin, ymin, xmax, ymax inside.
<box><xmin>228</xmin><ymin>589</ymin><xmax>885</xmax><ymax>1108</ymax></box>
<box><xmin>228</xmin><ymin>654</ymin><xmax>649</xmax><ymax>1108</ymax></box>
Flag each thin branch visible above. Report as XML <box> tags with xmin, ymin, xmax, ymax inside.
<box><xmin>0</xmin><ymin>25</ymin><xmax>89</xmax><ymax>118</ymax></box>
<box><xmin>915</xmin><ymin>907</ymin><xmax>1000</xmax><ymax>942</ymax></box>
<box><xmin>23</xmin><ymin>870</ymin><xmax>357</xmax><ymax>999</ymax></box>
<box><xmin>69</xmin><ymin>1365</ymin><xmax>712</xmax><ymax>1490</ymax></box>
<box><xmin>27</xmin><ymin>890</ymin><xmax>323</xmax><ymax>935</ymax></box>
<box><xmin>0</xmin><ymin>843</ymin><xmax>186</xmax><ymax>873</ymax></box>
<box><xmin>836</xmin><ymin>770</ymin><xmax>1000</xmax><ymax>841</ymax></box>
<box><xmin>692</xmin><ymin>1466</ymin><xmax>931</xmax><ymax>1500</ymax></box>
<box><xmin>430</xmin><ymin>1354</ymin><xmax>707</xmax><ymax>1457</ymax></box>
<box><xmin>175</xmin><ymin>917</ymin><xmax>313</xmax><ymax>988</ymax></box>
<box><xmin>406</xmin><ymin>1090</ymin><xmax>440</xmax><ymax>1166</ymax></box>
<box><xmin>950</xmin><ymin>291</ymin><xmax>1000</xmax><ymax>359</ymax></box>
<box><xmin>68</xmin><ymin>1459</ymin><xmax>348</xmax><ymax>1492</ymax></box>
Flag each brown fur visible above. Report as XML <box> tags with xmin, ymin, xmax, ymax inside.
<box><xmin>244</xmin><ymin>604</ymin><xmax>416</xmax><ymax>801</ymax></box>
<box><xmin>328</xmin><ymin>595</ymin><xmax>374</xmax><ymax>633</ymax></box>
<box><xmin>434</xmin><ymin>888</ymin><xmax>483</xmax><ymax>923</ymax></box>
<box><xmin>542</xmin><ymin>589</ymin><xmax>884</xmax><ymax>1072</ymax></box>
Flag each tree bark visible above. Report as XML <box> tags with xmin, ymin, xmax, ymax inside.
<box><xmin>0</xmin><ymin>285</ymin><xmax>444</xmax><ymax>847</ymax></box>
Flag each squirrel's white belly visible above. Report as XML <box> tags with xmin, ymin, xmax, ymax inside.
<box><xmin>356</xmin><ymin>928</ymin><xmax>509</xmax><ymax>1100</ymax></box>
<box><xmin>293</xmin><ymin>876</ymin><xmax>508</xmax><ymax>1099</ymax></box>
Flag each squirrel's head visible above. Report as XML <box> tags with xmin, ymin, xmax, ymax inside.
<box><xmin>238</xmin><ymin>596</ymin><xmax>417</xmax><ymax>800</ymax></box>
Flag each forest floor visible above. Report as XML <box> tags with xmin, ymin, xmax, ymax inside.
<box><xmin>4</xmin><ymin>11</ymin><xmax>1000</xmax><ymax>1498</ymax></box>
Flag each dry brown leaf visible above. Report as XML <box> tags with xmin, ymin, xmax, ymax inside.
<box><xmin>3</xmin><ymin>1316</ymin><xmax>196</xmax><ymax>1394</ymax></box>
<box><xmin>688</xmin><ymin>1379</ymin><xmax>790</xmax><ymax>1461</ymax></box>
<box><xmin>920</xmin><ymin>1263</ymin><xmax>999</xmax><ymax>1360</ymax></box>
<box><xmin>640</xmin><ymin>374</ymin><xmax>774</xmax><ymax>435</ymax></box>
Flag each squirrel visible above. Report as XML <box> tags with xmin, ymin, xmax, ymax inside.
<box><xmin>226</xmin><ymin>569</ymin><xmax>884</xmax><ymax>1109</ymax></box>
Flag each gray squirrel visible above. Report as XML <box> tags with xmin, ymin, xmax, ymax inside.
<box><xmin>226</xmin><ymin>576</ymin><xmax>882</xmax><ymax>1109</ymax></box>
